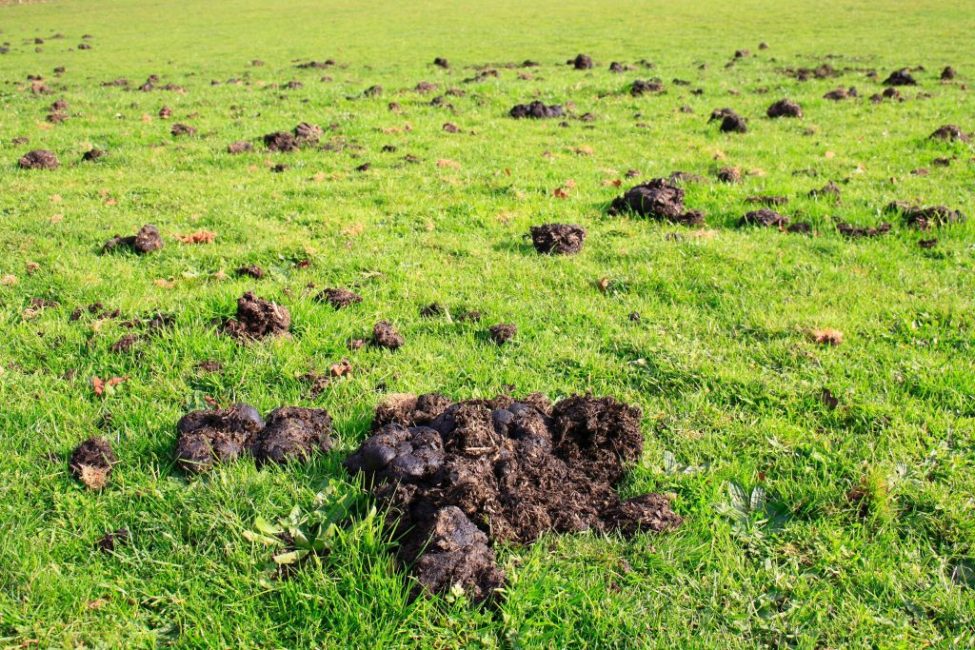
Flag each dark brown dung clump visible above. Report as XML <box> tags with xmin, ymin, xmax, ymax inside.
<box><xmin>569</xmin><ymin>54</ymin><xmax>593</xmax><ymax>69</ymax></box>
<box><xmin>836</xmin><ymin>222</ymin><xmax>892</xmax><ymax>238</ymax></box>
<box><xmin>488</xmin><ymin>323</ymin><xmax>516</xmax><ymax>344</ymax></box>
<box><xmin>222</xmin><ymin>292</ymin><xmax>291</xmax><ymax>340</ymax></box>
<box><xmin>709</xmin><ymin>108</ymin><xmax>748</xmax><ymax>133</ymax></box>
<box><xmin>766</xmin><ymin>98</ymin><xmax>802</xmax><ymax>118</ymax></box>
<box><xmin>70</xmin><ymin>437</ymin><xmax>117</xmax><ymax>489</ymax></box>
<box><xmin>929</xmin><ymin>125</ymin><xmax>970</xmax><ymax>142</ymax></box>
<box><xmin>885</xmin><ymin>202</ymin><xmax>966</xmax><ymax>229</ymax></box>
<box><xmin>344</xmin><ymin>394</ymin><xmax>682</xmax><ymax>602</ymax></box>
<box><xmin>175</xmin><ymin>404</ymin><xmax>333</xmax><ymax>472</ymax></box>
<box><xmin>630</xmin><ymin>79</ymin><xmax>663</xmax><ymax>96</ymax></box>
<box><xmin>608</xmin><ymin>178</ymin><xmax>705</xmax><ymax>225</ymax></box>
<box><xmin>373</xmin><ymin>321</ymin><xmax>404</xmax><ymax>349</ymax></box>
<box><xmin>263</xmin><ymin>131</ymin><xmax>299</xmax><ymax>152</ymax></box>
<box><xmin>530</xmin><ymin>224</ymin><xmax>586</xmax><ymax>255</ymax></box>
<box><xmin>18</xmin><ymin>149</ymin><xmax>59</xmax><ymax>169</ymax></box>
<box><xmin>316</xmin><ymin>287</ymin><xmax>362</xmax><ymax>309</ymax></box>
<box><xmin>250</xmin><ymin>407</ymin><xmax>333</xmax><ymax>465</ymax></box>
<box><xmin>740</xmin><ymin>209</ymin><xmax>789</xmax><ymax>228</ymax></box>
<box><xmin>102</xmin><ymin>224</ymin><xmax>164</xmax><ymax>254</ymax></box>
<box><xmin>509</xmin><ymin>101</ymin><xmax>564</xmax><ymax>119</ymax></box>
<box><xmin>883</xmin><ymin>68</ymin><xmax>917</xmax><ymax>86</ymax></box>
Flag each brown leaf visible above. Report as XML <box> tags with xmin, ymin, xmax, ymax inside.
<box><xmin>810</xmin><ymin>328</ymin><xmax>843</xmax><ymax>346</ymax></box>
<box><xmin>330</xmin><ymin>359</ymin><xmax>353</xmax><ymax>378</ymax></box>
<box><xmin>436</xmin><ymin>158</ymin><xmax>460</xmax><ymax>169</ymax></box>
<box><xmin>596</xmin><ymin>277</ymin><xmax>610</xmax><ymax>293</ymax></box>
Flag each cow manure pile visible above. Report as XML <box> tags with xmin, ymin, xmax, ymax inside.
<box><xmin>344</xmin><ymin>393</ymin><xmax>682</xmax><ymax>601</ymax></box>
<box><xmin>222</xmin><ymin>292</ymin><xmax>291</xmax><ymax>340</ymax></box>
<box><xmin>530</xmin><ymin>223</ymin><xmax>586</xmax><ymax>255</ymax></box>
<box><xmin>509</xmin><ymin>101</ymin><xmax>564</xmax><ymax>119</ymax></box>
<box><xmin>102</xmin><ymin>224</ymin><xmax>164</xmax><ymax>254</ymax></box>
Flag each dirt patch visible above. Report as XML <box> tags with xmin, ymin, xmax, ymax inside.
<box><xmin>509</xmin><ymin>101</ymin><xmax>564</xmax><ymax>119</ymax></box>
<box><xmin>530</xmin><ymin>224</ymin><xmax>586</xmax><ymax>255</ymax></box>
<box><xmin>836</xmin><ymin>222</ymin><xmax>891</xmax><ymax>238</ymax></box>
<box><xmin>18</xmin><ymin>149</ymin><xmax>59</xmax><ymax>170</ymax></box>
<box><xmin>569</xmin><ymin>54</ymin><xmax>593</xmax><ymax>70</ymax></box>
<box><xmin>608</xmin><ymin>179</ymin><xmax>705</xmax><ymax>225</ymax></box>
<box><xmin>224</xmin><ymin>139</ymin><xmax>252</xmax><ymax>154</ymax></box>
<box><xmin>930</xmin><ymin>125</ymin><xmax>970</xmax><ymax>142</ymax></box>
<box><xmin>316</xmin><ymin>288</ymin><xmax>362</xmax><ymax>309</ymax></box>
<box><xmin>102</xmin><ymin>224</ymin><xmax>164</xmax><ymax>254</ymax></box>
<box><xmin>885</xmin><ymin>202</ymin><xmax>966</xmax><ymax>229</ymax></box>
<box><xmin>709</xmin><ymin>108</ymin><xmax>747</xmax><ymax>133</ymax></box>
<box><xmin>175</xmin><ymin>404</ymin><xmax>266</xmax><ymax>473</ymax></box>
<box><xmin>250</xmin><ymin>407</ymin><xmax>333</xmax><ymax>465</ymax></box>
<box><xmin>70</xmin><ymin>437</ymin><xmax>116</xmax><ymax>489</ymax></box>
<box><xmin>740</xmin><ymin>209</ymin><xmax>789</xmax><ymax>228</ymax></box>
<box><xmin>767</xmin><ymin>98</ymin><xmax>802</xmax><ymax>118</ymax></box>
<box><xmin>222</xmin><ymin>292</ymin><xmax>291</xmax><ymax>340</ymax></box>
<box><xmin>488</xmin><ymin>323</ymin><xmax>516</xmax><ymax>344</ymax></box>
<box><xmin>344</xmin><ymin>393</ymin><xmax>682</xmax><ymax>601</ymax></box>
<box><xmin>883</xmin><ymin>68</ymin><xmax>917</xmax><ymax>86</ymax></box>
<box><xmin>373</xmin><ymin>321</ymin><xmax>404</xmax><ymax>349</ymax></box>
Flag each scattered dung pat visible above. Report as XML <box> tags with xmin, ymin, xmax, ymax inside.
<box><xmin>222</xmin><ymin>292</ymin><xmax>291</xmax><ymax>340</ymax></box>
<box><xmin>70</xmin><ymin>437</ymin><xmax>116</xmax><ymax>489</ymax></box>
<box><xmin>316</xmin><ymin>287</ymin><xmax>363</xmax><ymax>309</ymax></box>
<box><xmin>344</xmin><ymin>393</ymin><xmax>682</xmax><ymax>601</ymax></box>
<box><xmin>103</xmin><ymin>224</ymin><xmax>164</xmax><ymax>254</ymax></box>
<box><xmin>250</xmin><ymin>407</ymin><xmax>333</xmax><ymax>465</ymax></box>
<box><xmin>885</xmin><ymin>201</ymin><xmax>966</xmax><ymax>229</ymax></box>
<box><xmin>836</xmin><ymin>222</ymin><xmax>891</xmax><ymax>238</ymax></box>
<box><xmin>740</xmin><ymin>209</ymin><xmax>789</xmax><ymax>228</ymax></box>
<box><xmin>709</xmin><ymin>108</ymin><xmax>747</xmax><ymax>133</ymax></box>
<box><xmin>608</xmin><ymin>178</ymin><xmax>705</xmax><ymax>225</ymax></box>
<box><xmin>929</xmin><ymin>124</ymin><xmax>970</xmax><ymax>142</ymax></box>
<box><xmin>530</xmin><ymin>223</ymin><xmax>586</xmax><ymax>255</ymax></box>
<box><xmin>766</xmin><ymin>98</ymin><xmax>802</xmax><ymax>118</ymax></box>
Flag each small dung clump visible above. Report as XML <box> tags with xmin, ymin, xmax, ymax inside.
<box><xmin>488</xmin><ymin>323</ymin><xmax>516</xmax><ymax>344</ymax></box>
<box><xmin>530</xmin><ymin>224</ymin><xmax>586</xmax><ymax>255</ymax></box>
<box><xmin>716</xmin><ymin>167</ymin><xmax>741</xmax><ymax>183</ymax></box>
<box><xmin>569</xmin><ymin>53</ymin><xmax>593</xmax><ymax>70</ymax></box>
<box><xmin>836</xmin><ymin>222</ymin><xmax>892</xmax><ymax>238</ymax></box>
<box><xmin>709</xmin><ymin>107</ymin><xmax>748</xmax><ymax>133</ymax></box>
<box><xmin>608</xmin><ymin>178</ymin><xmax>705</xmax><ymax>225</ymax></box>
<box><xmin>344</xmin><ymin>393</ymin><xmax>682</xmax><ymax>601</ymax></box>
<box><xmin>316</xmin><ymin>287</ymin><xmax>363</xmax><ymax>309</ymax></box>
<box><xmin>882</xmin><ymin>68</ymin><xmax>917</xmax><ymax>86</ymax></box>
<box><xmin>433</xmin><ymin>57</ymin><xmax>449</xmax><ymax>69</ymax></box>
<box><xmin>70</xmin><ymin>437</ymin><xmax>116</xmax><ymax>489</ymax></box>
<box><xmin>940</xmin><ymin>66</ymin><xmax>956</xmax><ymax>80</ymax></box>
<box><xmin>102</xmin><ymin>224</ymin><xmax>164</xmax><ymax>254</ymax></box>
<box><xmin>18</xmin><ymin>149</ymin><xmax>59</xmax><ymax>170</ymax></box>
<box><xmin>227</xmin><ymin>140</ymin><xmax>253</xmax><ymax>154</ymax></box>
<box><xmin>766</xmin><ymin>98</ymin><xmax>802</xmax><ymax>118</ymax></box>
<box><xmin>929</xmin><ymin>124</ymin><xmax>970</xmax><ymax>142</ymax></box>
<box><xmin>222</xmin><ymin>292</ymin><xmax>291</xmax><ymax>340</ymax></box>
<box><xmin>171</xmin><ymin>123</ymin><xmax>196</xmax><ymax>137</ymax></box>
<box><xmin>250</xmin><ymin>406</ymin><xmax>333</xmax><ymax>465</ymax></box>
<box><xmin>509</xmin><ymin>101</ymin><xmax>565</xmax><ymax>119</ymax></box>
<box><xmin>263</xmin><ymin>131</ymin><xmax>300</xmax><ymax>152</ymax></box>
<box><xmin>630</xmin><ymin>79</ymin><xmax>663</xmax><ymax>96</ymax></box>
<box><xmin>740</xmin><ymin>209</ymin><xmax>790</xmax><ymax>228</ymax></box>
<box><xmin>82</xmin><ymin>148</ymin><xmax>106</xmax><ymax>162</ymax></box>
<box><xmin>373</xmin><ymin>321</ymin><xmax>404</xmax><ymax>349</ymax></box>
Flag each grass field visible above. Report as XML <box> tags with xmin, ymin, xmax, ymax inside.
<box><xmin>1</xmin><ymin>0</ymin><xmax>974</xmax><ymax>646</ymax></box>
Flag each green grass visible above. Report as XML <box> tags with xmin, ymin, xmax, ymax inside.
<box><xmin>1</xmin><ymin>0</ymin><xmax>974</xmax><ymax>646</ymax></box>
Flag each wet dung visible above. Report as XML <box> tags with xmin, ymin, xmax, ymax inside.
<box><xmin>70</xmin><ymin>437</ymin><xmax>116</xmax><ymax>489</ymax></box>
<box><xmin>222</xmin><ymin>292</ymin><xmax>291</xmax><ymax>340</ymax></box>
<box><xmin>175</xmin><ymin>404</ymin><xmax>266</xmax><ymax>473</ymax></box>
<box><xmin>344</xmin><ymin>393</ymin><xmax>682</xmax><ymax>601</ymax></box>
<box><xmin>530</xmin><ymin>224</ymin><xmax>586</xmax><ymax>255</ymax></box>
